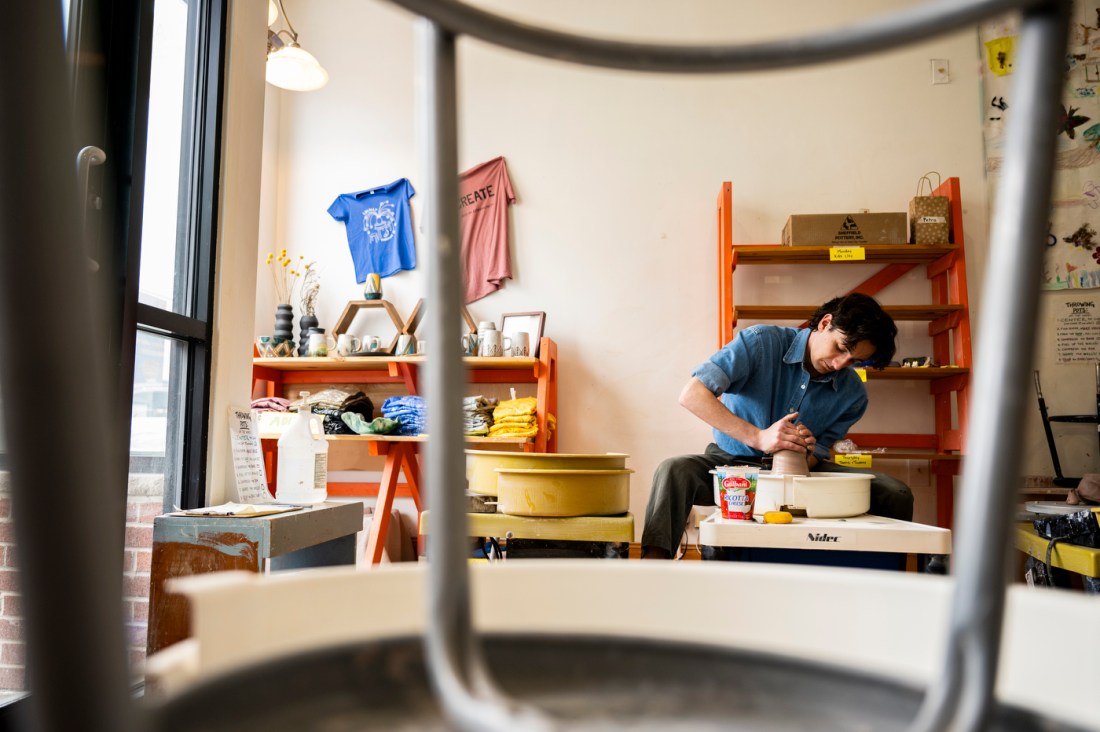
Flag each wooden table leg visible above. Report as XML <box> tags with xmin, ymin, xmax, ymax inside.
<box><xmin>364</xmin><ymin>444</ymin><xmax>403</xmax><ymax>565</ymax></box>
<box><xmin>401</xmin><ymin>446</ymin><xmax>422</xmax><ymax>511</ymax></box>
<box><xmin>363</xmin><ymin>443</ymin><xmax>423</xmax><ymax>564</ymax></box>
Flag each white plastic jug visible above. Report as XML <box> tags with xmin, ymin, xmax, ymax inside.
<box><xmin>276</xmin><ymin>393</ymin><xmax>329</xmax><ymax>504</ymax></box>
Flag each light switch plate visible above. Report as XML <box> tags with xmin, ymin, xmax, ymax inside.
<box><xmin>931</xmin><ymin>58</ymin><xmax>950</xmax><ymax>84</ymax></box>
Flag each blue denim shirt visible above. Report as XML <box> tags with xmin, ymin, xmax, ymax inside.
<box><xmin>691</xmin><ymin>325</ymin><xmax>868</xmax><ymax>460</ymax></box>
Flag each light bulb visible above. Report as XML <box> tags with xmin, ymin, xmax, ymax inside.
<box><xmin>266</xmin><ymin>45</ymin><xmax>329</xmax><ymax>91</ymax></box>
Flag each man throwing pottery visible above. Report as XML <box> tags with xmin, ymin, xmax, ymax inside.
<box><xmin>640</xmin><ymin>293</ymin><xmax>913</xmax><ymax>559</ymax></box>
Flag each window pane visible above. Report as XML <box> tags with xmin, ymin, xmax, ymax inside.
<box><xmin>129</xmin><ymin>331</ymin><xmax>185</xmax><ymax>495</ymax></box>
<box><xmin>138</xmin><ymin>0</ymin><xmax>192</xmax><ymax>314</ymax></box>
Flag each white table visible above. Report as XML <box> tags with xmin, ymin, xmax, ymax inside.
<box><xmin>698</xmin><ymin>512</ymin><xmax>951</xmax><ymax>571</ymax></box>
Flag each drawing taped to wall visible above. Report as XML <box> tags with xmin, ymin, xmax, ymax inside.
<box><xmin>982</xmin><ymin>6</ymin><xmax>1100</xmax><ymax>290</ymax></box>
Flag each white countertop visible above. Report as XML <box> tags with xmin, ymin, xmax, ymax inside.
<box><xmin>698</xmin><ymin>512</ymin><xmax>952</xmax><ymax>554</ymax></box>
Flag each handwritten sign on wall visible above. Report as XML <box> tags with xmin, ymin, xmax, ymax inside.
<box><xmin>1056</xmin><ymin>300</ymin><xmax>1100</xmax><ymax>363</ymax></box>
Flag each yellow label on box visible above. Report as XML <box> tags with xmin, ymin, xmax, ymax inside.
<box><xmin>835</xmin><ymin>454</ymin><xmax>872</xmax><ymax>468</ymax></box>
<box><xmin>854</xmin><ymin>368</ymin><xmax>867</xmax><ymax>382</ymax></box>
<box><xmin>830</xmin><ymin>246</ymin><xmax>865</xmax><ymax>261</ymax></box>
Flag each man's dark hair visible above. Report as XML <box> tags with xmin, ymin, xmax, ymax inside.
<box><xmin>808</xmin><ymin>293</ymin><xmax>897</xmax><ymax>369</ymax></box>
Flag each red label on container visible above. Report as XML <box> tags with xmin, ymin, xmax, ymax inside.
<box><xmin>721</xmin><ymin>483</ymin><xmax>756</xmax><ymax>520</ymax></box>
<box><xmin>717</xmin><ymin>466</ymin><xmax>757</xmax><ymax>520</ymax></box>
<box><xmin>722</xmin><ymin>475</ymin><xmax>752</xmax><ymax>491</ymax></box>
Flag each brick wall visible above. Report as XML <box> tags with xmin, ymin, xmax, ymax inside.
<box><xmin>124</xmin><ymin>473</ymin><xmax>165</xmax><ymax>674</ymax></box>
<box><xmin>0</xmin><ymin>471</ymin><xmax>164</xmax><ymax>692</ymax></box>
<box><xmin>0</xmin><ymin>472</ymin><xmax>21</xmax><ymax>692</ymax></box>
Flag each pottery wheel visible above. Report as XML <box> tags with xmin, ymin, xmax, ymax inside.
<box><xmin>149</xmin><ymin>635</ymin><xmax>1071</xmax><ymax>731</ymax></box>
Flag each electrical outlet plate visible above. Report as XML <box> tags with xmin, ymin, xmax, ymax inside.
<box><xmin>931</xmin><ymin>58</ymin><xmax>950</xmax><ymax>84</ymax></box>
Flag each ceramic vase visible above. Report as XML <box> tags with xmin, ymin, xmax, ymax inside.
<box><xmin>274</xmin><ymin>303</ymin><xmax>294</xmax><ymax>344</ymax></box>
<box><xmin>297</xmin><ymin>313</ymin><xmax>318</xmax><ymax>357</ymax></box>
<box><xmin>364</xmin><ymin>272</ymin><xmax>382</xmax><ymax>300</ymax></box>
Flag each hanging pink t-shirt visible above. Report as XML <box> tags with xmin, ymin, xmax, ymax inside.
<box><xmin>459</xmin><ymin>156</ymin><xmax>516</xmax><ymax>303</ymax></box>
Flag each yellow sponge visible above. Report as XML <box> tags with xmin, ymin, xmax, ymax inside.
<box><xmin>763</xmin><ymin>511</ymin><xmax>793</xmax><ymax>524</ymax></box>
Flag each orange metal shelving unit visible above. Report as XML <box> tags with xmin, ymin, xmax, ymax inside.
<box><xmin>716</xmin><ymin>178</ymin><xmax>972</xmax><ymax>528</ymax></box>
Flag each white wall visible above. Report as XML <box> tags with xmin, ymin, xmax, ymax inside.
<box><xmin>1027</xmin><ymin>295</ymin><xmax>1100</xmax><ymax>480</ymax></box>
<box><xmin>254</xmin><ymin>0</ymin><xmax>1001</xmax><ymax>530</ymax></box>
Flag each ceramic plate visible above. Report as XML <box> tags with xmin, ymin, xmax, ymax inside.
<box><xmin>346</xmin><ymin>351</ymin><xmax>390</xmax><ymax>357</ymax></box>
<box><xmin>1024</xmin><ymin>500</ymin><xmax>1091</xmax><ymax>515</ymax></box>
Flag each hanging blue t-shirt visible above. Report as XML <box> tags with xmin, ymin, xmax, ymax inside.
<box><xmin>327</xmin><ymin>178</ymin><xmax>417</xmax><ymax>282</ymax></box>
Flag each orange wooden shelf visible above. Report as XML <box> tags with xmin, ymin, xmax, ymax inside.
<box><xmin>251</xmin><ymin>336</ymin><xmax>559</xmax><ymax>566</ymax></box>
<box><xmin>734</xmin><ymin>304</ymin><xmax>963</xmax><ymax>322</ymax></box>
<box><xmin>730</xmin><ymin>243</ymin><xmax>956</xmax><ymax>264</ymax></box>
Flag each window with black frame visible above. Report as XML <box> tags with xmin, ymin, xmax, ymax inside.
<box><xmin>67</xmin><ymin>0</ymin><xmax>224</xmax><ymax>684</ymax></box>
<box><xmin>127</xmin><ymin>0</ymin><xmax>223</xmax><ymax>517</ymax></box>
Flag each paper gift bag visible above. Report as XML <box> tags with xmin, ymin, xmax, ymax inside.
<box><xmin>909</xmin><ymin>172</ymin><xmax>951</xmax><ymax>244</ymax></box>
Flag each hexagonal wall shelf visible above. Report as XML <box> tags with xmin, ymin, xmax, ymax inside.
<box><xmin>331</xmin><ymin>300</ymin><xmax>407</xmax><ymax>354</ymax></box>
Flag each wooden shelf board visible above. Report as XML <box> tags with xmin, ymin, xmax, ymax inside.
<box><xmin>833</xmin><ymin>451</ymin><xmax>963</xmax><ymax>462</ymax></box>
<box><xmin>866</xmin><ymin>366</ymin><xmax>969</xmax><ymax>381</ymax></box>
<box><xmin>254</xmin><ymin>355</ymin><xmax>538</xmax><ymax>371</ymax></box>
<box><xmin>734</xmin><ymin>304</ymin><xmax>962</xmax><ymax>321</ymax></box>
<box><xmin>731</xmin><ymin>243</ymin><xmax>956</xmax><ymax>264</ymax></box>
<box><xmin>419</xmin><ymin>510</ymin><xmax>635</xmax><ymax>543</ymax></box>
<box><xmin>260</xmin><ymin>433</ymin><xmax>529</xmax><ymax>444</ymax></box>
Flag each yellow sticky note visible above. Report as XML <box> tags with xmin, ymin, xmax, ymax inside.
<box><xmin>985</xmin><ymin>36</ymin><xmax>1015</xmax><ymax>76</ymax></box>
<box><xmin>829</xmin><ymin>246</ymin><xmax>865</xmax><ymax>261</ymax></box>
<box><xmin>835</xmin><ymin>454</ymin><xmax>873</xmax><ymax>468</ymax></box>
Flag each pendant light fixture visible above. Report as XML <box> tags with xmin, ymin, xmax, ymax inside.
<box><xmin>266</xmin><ymin>0</ymin><xmax>329</xmax><ymax>92</ymax></box>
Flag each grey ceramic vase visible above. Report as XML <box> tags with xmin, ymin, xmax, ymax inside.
<box><xmin>273</xmin><ymin>303</ymin><xmax>294</xmax><ymax>343</ymax></box>
<box><xmin>298</xmin><ymin>313</ymin><xmax>318</xmax><ymax>357</ymax></box>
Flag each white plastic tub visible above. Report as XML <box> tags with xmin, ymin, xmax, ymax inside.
<box><xmin>792</xmin><ymin>473</ymin><xmax>873</xmax><ymax>518</ymax></box>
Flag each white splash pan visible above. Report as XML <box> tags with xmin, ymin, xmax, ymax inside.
<box><xmin>146</xmin><ymin>562</ymin><xmax>1100</xmax><ymax>731</ymax></box>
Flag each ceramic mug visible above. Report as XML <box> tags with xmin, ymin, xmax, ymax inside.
<box><xmin>307</xmin><ymin>330</ymin><xmax>335</xmax><ymax>357</ymax></box>
<box><xmin>364</xmin><ymin>335</ymin><xmax>382</xmax><ymax>353</ymax></box>
<box><xmin>336</xmin><ymin>333</ymin><xmax>362</xmax><ymax>357</ymax></box>
<box><xmin>461</xmin><ymin>332</ymin><xmax>479</xmax><ymax>356</ymax></box>
<box><xmin>509</xmin><ymin>331</ymin><xmax>531</xmax><ymax>357</ymax></box>
<box><xmin>477</xmin><ymin>321</ymin><xmax>497</xmax><ymax>347</ymax></box>
<box><xmin>479</xmin><ymin>331</ymin><xmax>511</xmax><ymax>357</ymax></box>
<box><xmin>256</xmin><ymin>336</ymin><xmax>275</xmax><ymax>358</ymax></box>
<box><xmin>417</xmin><ymin>340</ymin><xmax>427</xmax><ymax>355</ymax></box>
<box><xmin>271</xmin><ymin>339</ymin><xmax>296</xmax><ymax>357</ymax></box>
<box><xmin>396</xmin><ymin>333</ymin><xmax>415</xmax><ymax>356</ymax></box>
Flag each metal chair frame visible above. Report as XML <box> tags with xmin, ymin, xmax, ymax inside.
<box><xmin>0</xmin><ymin>1</ymin><xmax>1072</xmax><ymax>731</ymax></box>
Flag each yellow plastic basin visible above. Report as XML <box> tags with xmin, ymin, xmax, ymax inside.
<box><xmin>465</xmin><ymin>450</ymin><xmax>628</xmax><ymax>496</ymax></box>
<box><xmin>493</xmin><ymin>468</ymin><xmax>633</xmax><ymax>517</ymax></box>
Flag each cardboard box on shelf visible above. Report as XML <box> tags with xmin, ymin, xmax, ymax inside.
<box><xmin>781</xmin><ymin>212</ymin><xmax>907</xmax><ymax>246</ymax></box>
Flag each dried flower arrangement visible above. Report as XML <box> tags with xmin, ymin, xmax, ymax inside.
<box><xmin>299</xmin><ymin>262</ymin><xmax>320</xmax><ymax>317</ymax></box>
<box><xmin>265</xmin><ymin>249</ymin><xmax>305</xmax><ymax>304</ymax></box>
